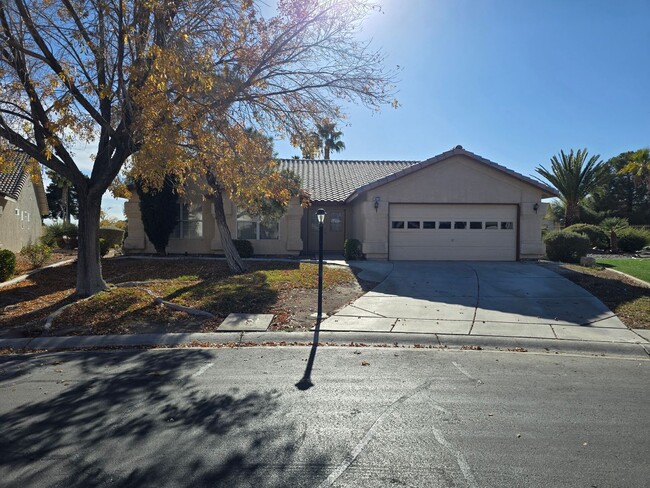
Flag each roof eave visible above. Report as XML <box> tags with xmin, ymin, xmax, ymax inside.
<box><xmin>346</xmin><ymin>147</ymin><xmax>560</xmax><ymax>202</ymax></box>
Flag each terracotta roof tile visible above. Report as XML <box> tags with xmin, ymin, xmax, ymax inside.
<box><xmin>0</xmin><ymin>151</ymin><xmax>29</xmax><ymax>201</ymax></box>
<box><xmin>278</xmin><ymin>159</ymin><xmax>418</xmax><ymax>202</ymax></box>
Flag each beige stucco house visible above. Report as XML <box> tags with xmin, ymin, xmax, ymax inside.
<box><xmin>123</xmin><ymin>146</ymin><xmax>558</xmax><ymax>261</ymax></box>
<box><xmin>0</xmin><ymin>152</ymin><xmax>49</xmax><ymax>253</ymax></box>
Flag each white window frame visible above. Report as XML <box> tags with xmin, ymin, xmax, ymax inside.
<box><xmin>172</xmin><ymin>202</ymin><xmax>203</xmax><ymax>239</ymax></box>
<box><xmin>236</xmin><ymin>210</ymin><xmax>280</xmax><ymax>240</ymax></box>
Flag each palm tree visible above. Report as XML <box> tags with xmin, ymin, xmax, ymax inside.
<box><xmin>599</xmin><ymin>217</ymin><xmax>629</xmax><ymax>253</ymax></box>
<box><xmin>316</xmin><ymin>120</ymin><xmax>345</xmax><ymax>160</ymax></box>
<box><xmin>619</xmin><ymin>148</ymin><xmax>650</xmax><ymax>191</ymax></box>
<box><xmin>536</xmin><ymin>149</ymin><xmax>607</xmax><ymax>227</ymax></box>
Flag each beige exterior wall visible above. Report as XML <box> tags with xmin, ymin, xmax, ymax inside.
<box><xmin>123</xmin><ymin>190</ymin><xmax>303</xmax><ymax>256</ymax></box>
<box><xmin>348</xmin><ymin>154</ymin><xmax>548</xmax><ymax>260</ymax></box>
<box><xmin>0</xmin><ymin>182</ymin><xmax>44</xmax><ymax>253</ymax></box>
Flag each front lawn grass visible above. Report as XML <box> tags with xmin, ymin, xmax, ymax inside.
<box><xmin>596</xmin><ymin>259</ymin><xmax>650</xmax><ymax>284</ymax></box>
<box><xmin>46</xmin><ymin>261</ymin><xmax>355</xmax><ymax>334</ymax></box>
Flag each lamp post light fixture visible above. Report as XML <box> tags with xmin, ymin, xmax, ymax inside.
<box><xmin>316</xmin><ymin>208</ymin><xmax>326</xmax><ymax>323</ymax></box>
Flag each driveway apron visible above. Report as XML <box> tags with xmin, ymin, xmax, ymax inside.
<box><xmin>321</xmin><ymin>262</ymin><xmax>636</xmax><ymax>341</ymax></box>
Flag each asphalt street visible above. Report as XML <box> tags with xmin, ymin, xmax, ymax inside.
<box><xmin>0</xmin><ymin>346</ymin><xmax>648</xmax><ymax>487</ymax></box>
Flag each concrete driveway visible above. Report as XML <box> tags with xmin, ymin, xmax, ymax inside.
<box><xmin>321</xmin><ymin>262</ymin><xmax>640</xmax><ymax>342</ymax></box>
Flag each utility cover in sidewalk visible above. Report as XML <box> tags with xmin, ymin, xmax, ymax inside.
<box><xmin>218</xmin><ymin>313</ymin><xmax>274</xmax><ymax>332</ymax></box>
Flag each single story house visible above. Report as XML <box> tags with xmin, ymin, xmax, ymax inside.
<box><xmin>0</xmin><ymin>151</ymin><xmax>49</xmax><ymax>253</ymax></box>
<box><xmin>123</xmin><ymin>146</ymin><xmax>558</xmax><ymax>261</ymax></box>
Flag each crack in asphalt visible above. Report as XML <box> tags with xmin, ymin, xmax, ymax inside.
<box><xmin>316</xmin><ymin>378</ymin><xmax>477</xmax><ymax>488</ymax></box>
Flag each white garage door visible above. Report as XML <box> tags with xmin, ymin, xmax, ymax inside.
<box><xmin>389</xmin><ymin>204</ymin><xmax>517</xmax><ymax>261</ymax></box>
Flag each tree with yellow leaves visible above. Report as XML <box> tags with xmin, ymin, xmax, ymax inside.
<box><xmin>0</xmin><ymin>0</ymin><xmax>395</xmax><ymax>295</ymax></box>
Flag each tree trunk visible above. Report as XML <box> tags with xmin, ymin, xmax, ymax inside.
<box><xmin>564</xmin><ymin>203</ymin><xmax>579</xmax><ymax>227</ymax></box>
<box><xmin>610</xmin><ymin>230</ymin><xmax>619</xmax><ymax>254</ymax></box>
<box><xmin>76</xmin><ymin>191</ymin><xmax>108</xmax><ymax>296</ymax></box>
<box><xmin>62</xmin><ymin>184</ymin><xmax>70</xmax><ymax>224</ymax></box>
<box><xmin>324</xmin><ymin>145</ymin><xmax>330</xmax><ymax>160</ymax></box>
<box><xmin>206</xmin><ymin>173</ymin><xmax>247</xmax><ymax>274</ymax></box>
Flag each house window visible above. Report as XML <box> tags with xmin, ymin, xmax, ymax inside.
<box><xmin>237</xmin><ymin>211</ymin><xmax>279</xmax><ymax>240</ymax></box>
<box><xmin>392</xmin><ymin>221</ymin><xmax>405</xmax><ymax>229</ymax></box>
<box><xmin>172</xmin><ymin>202</ymin><xmax>203</xmax><ymax>238</ymax></box>
<box><xmin>329</xmin><ymin>211</ymin><xmax>343</xmax><ymax>232</ymax></box>
<box><xmin>454</xmin><ymin>221</ymin><xmax>467</xmax><ymax>229</ymax></box>
<box><xmin>438</xmin><ymin>221</ymin><xmax>451</xmax><ymax>229</ymax></box>
<box><xmin>423</xmin><ymin>221</ymin><xmax>435</xmax><ymax>229</ymax></box>
<box><xmin>485</xmin><ymin>221</ymin><xmax>498</xmax><ymax>230</ymax></box>
<box><xmin>470</xmin><ymin>221</ymin><xmax>482</xmax><ymax>229</ymax></box>
<box><xmin>407</xmin><ymin>221</ymin><xmax>420</xmax><ymax>229</ymax></box>
<box><xmin>501</xmin><ymin>221</ymin><xmax>514</xmax><ymax>230</ymax></box>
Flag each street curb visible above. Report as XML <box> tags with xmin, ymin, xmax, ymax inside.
<box><xmin>604</xmin><ymin>267</ymin><xmax>650</xmax><ymax>289</ymax></box>
<box><xmin>1</xmin><ymin>331</ymin><xmax>648</xmax><ymax>360</ymax></box>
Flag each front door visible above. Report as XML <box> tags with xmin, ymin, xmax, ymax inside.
<box><xmin>308</xmin><ymin>206</ymin><xmax>346</xmax><ymax>252</ymax></box>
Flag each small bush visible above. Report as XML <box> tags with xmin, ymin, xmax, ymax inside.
<box><xmin>98</xmin><ymin>227</ymin><xmax>125</xmax><ymax>250</ymax></box>
<box><xmin>233</xmin><ymin>239</ymin><xmax>254</xmax><ymax>258</ymax></box>
<box><xmin>43</xmin><ymin>222</ymin><xmax>79</xmax><ymax>248</ymax></box>
<box><xmin>344</xmin><ymin>238</ymin><xmax>363</xmax><ymax>261</ymax></box>
<box><xmin>0</xmin><ymin>249</ymin><xmax>16</xmax><ymax>281</ymax></box>
<box><xmin>544</xmin><ymin>230</ymin><xmax>591</xmax><ymax>263</ymax></box>
<box><xmin>20</xmin><ymin>244</ymin><xmax>52</xmax><ymax>268</ymax></box>
<box><xmin>616</xmin><ymin>228</ymin><xmax>650</xmax><ymax>253</ymax></box>
<box><xmin>564</xmin><ymin>224</ymin><xmax>609</xmax><ymax>249</ymax></box>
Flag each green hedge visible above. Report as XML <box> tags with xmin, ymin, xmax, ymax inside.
<box><xmin>616</xmin><ymin>228</ymin><xmax>650</xmax><ymax>253</ymax></box>
<box><xmin>344</xmin><ymin>239</ymin><xmax>363</xmax><ymax>260</ymax></box>
<box><xmin>42</xmin><ymin>222</ymin><xmax>78</xmax><ymax>248</ymax></box>
<box><xmin>98</xmin><ymin>227</ymin><xmax>125</xmax><ymax>250</ymax></box>
<box><xmin>544</xmin><ymin>230</ymin><xmax>591</xmax><ymax>263</ymax></box>
<box><xmin>564</xmin><ymin>224</ymin><xmax>609</xmax><ymax>249</ymax></box>
<box><xmin>233</xmin><ymin>239</ymin><xmax>254</xmax><ymax>258</ymax></box>
<box><xmin>0</xmin><ymin>249</ymin><xmax>16</xmax><ymax>282</ymax></box>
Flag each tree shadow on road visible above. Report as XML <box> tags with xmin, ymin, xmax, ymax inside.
<box><xmin>0</xmin><ymin>349</ymin><xmax>330</xmax><ymax>487</ymax></box>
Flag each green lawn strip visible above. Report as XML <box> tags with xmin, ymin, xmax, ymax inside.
<box><xmin>563</xmin><ymin>264</ymin><xmax>650</xmax><ymax>329</ymax></box>
<box><xmin>596</xmin><ymin>259</ymin><xmax>650</xmax><ymax>283</ymax></box>
<box><xmin>55</xmin><ymin>262</ymin><xmax>355</xmax><ymax>330</ymax></box>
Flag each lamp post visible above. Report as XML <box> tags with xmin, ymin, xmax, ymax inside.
<box><xmin>295</xmin><ymin>208</ymin><xmax>326</xmax><ymax>390</ymax></box>
<box><xmin>316</xmin><ymin>208</ymin><xmax>326</xmax><ymax>323</ymax></box>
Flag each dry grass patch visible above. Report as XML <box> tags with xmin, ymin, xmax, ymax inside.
<box><xmin>1</xmin><ymin>258</ymin><xmax>364</xmax><ymax>337</ymax></box>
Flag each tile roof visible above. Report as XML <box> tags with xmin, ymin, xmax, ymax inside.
<box><xmin>0</xmin><ymin>151</ymin><xmax>29</xmax><ymax>201</ymax></box>
<box><xmin>280</xmin><ymin>146</ymin><xmax>558</xmax><ymax>203</ymax></box>
<box><xmin>0</xmin><ymin>150</ymin><xmax>49</xmax><ymax>216</ymax></box>
<box><xmin>278</xmin><ymin>159</ymin><xmax>419</xmax><ymax>202</ymax></box>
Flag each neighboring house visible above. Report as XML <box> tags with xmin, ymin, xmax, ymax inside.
<box><xmin>0</xmin><ymin>151</ymin><xmax>49</xmax><ymax>252</ymax></box>
<box><xmin>124</xmin><ymin>146</ymin><xmax>558</xmax><ymax>261</ymax></box>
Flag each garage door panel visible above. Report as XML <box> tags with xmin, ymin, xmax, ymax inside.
<box><xmin>389</xmin><ymin>204</ymin><xmax>517</xmax><ymax>261</ymax></box>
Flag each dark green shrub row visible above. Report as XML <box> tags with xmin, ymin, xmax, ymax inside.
<box><xmin>98</xmin><ymin>227</ymin><xmax>125</xmax><ymax>250</ymax></box>
<box><xmin>233</xmin><ymin>239</ymin><xmax>254</xmax><ymax>258</ymax></box>
<box><xmin>616</xmin><ymin>228</ymin><xmax>650</xmax><ymax>253</ymax></box>
<box><xmin>0</xmin><ymin>249</ymin><xmax>16</xmax><ymax>282</ymax></box>
<box><xmin>544</xmin><ymin>230</ymin><xmax>591</xmax><ymax>263</ymax></box>
<box><xmin>344</xmin><ymin>239</ymin><xmax>363</xmax><ymax>261</ymax></box>
<box><xmin>42</xmin><ymin>222</ymin><xmax>78</xmax><ymax>248</ymax></box>
<box><xmin>563</xmin><ymin>224</ymin><xmax>609</xmax><ymax>249</ymax></box>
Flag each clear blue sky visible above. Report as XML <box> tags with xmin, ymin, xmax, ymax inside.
<box><xmin>101</xmin><ymin>0</ymin><xmax>649</xmax><ymax>218</ymax></box>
